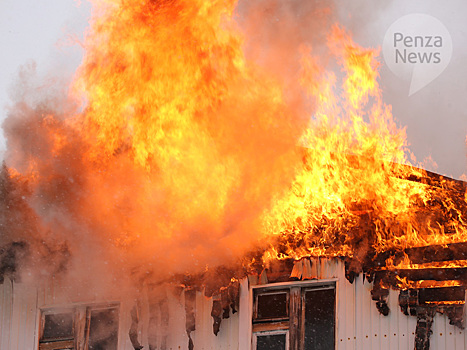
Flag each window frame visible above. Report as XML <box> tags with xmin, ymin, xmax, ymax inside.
<box><xmin>37</xmin><ymin>302</ymin><xmax>120</xmax><ymax>350</ymax></box>
<box><xmin>251</xmin><ymin>279</ymin><xmax>337</xmax><ymax>350</ymax></box>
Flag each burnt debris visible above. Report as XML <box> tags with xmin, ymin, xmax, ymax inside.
<box><xmin>211</xmin><ymin>298</ymin><xmax>222</xmax><ymax>336</ymax></box>
<box><xmin>0</xmin><ymin>241</ymin><xmax>29</xmax><ymax>283</ymax></box>
<box><xmin>415</xmin><ymin>308</ymin><xmax>435</xmax><ymax>350</ymax></box>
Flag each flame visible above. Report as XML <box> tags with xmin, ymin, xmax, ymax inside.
<box><xmin>4</xmin><ymin>0</ymin><xmax>467</xmax><ymax>282</ymax></box>
<box><xmin>259</xmin><ymin>27</ymin><xmax>467</xmax><ymax>263</ymax></box>
<box><xmin>394</xmin><ymin>276</ymin><xmax>463</xmax><ymax>290</ymax></box>
<box><xmin>385</xmin><ymin>255</ymin><xmax>467</xmax><ymax>270</ymax></box>
<box><xmin>424</xmin><ymin>301</ymin><xmax>465</xmax><ymax>305</ymax></box>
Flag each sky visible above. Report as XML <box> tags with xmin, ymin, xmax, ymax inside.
<box><xmin>0</xmin><ymin>0</ymin><xmax>466</xmax><ymax>179</ymax></box>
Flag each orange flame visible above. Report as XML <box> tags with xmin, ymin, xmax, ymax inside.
<box><xmin>4</xmin><ymin>0</ymin><xmax>467</xmax><ymax>280</ymax></box>
<box><xmin>393</xmin><ymin>276</ymin><xmax>463</xmax><ymax>290</ymax></box>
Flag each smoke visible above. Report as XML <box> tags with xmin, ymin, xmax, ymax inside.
<box><xmin>0</xmin><ymin>0</ymin><xmax>337</xmax><ymax>295</ymax></box>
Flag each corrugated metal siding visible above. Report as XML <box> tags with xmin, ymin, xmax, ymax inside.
<box><xmin>134</xmin><ymin>287</ymin><xmax>239</xmax><ymax>350</ymax></box>
<box><xmin>9</xmin><ymin>281</ymin><xmax>38</xmax><ymax>349</ymax></box>
<box><xmin>1</xmin><ymin>260</ymin><xmax>467</xmax><ymax>350</ymax></box>
<box><xmin>0</xmin><ymin>278</ymin><xmax>39</xmax><ymax>350</ymax></box>
<box><xmin>318</xmin><ymin>258</ymin><xmax>420</xmax><ymax>350</ymax></box>
<box><xmin>0</xmin><ymin>277</ymin><xmax>13</xmax><ymax>350</ymax></box>
<box><xmin>191</xmin><ymin>292</ymin><xmax>239</xmax><ymax>350</ymax></box>
<box><xmin>318</xmin><ymin>258</ymin><xmax>466</xmax><ymax>350</ymax></box>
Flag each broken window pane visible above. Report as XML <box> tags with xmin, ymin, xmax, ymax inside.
<box><xmin>256</xmin><ymin>291</ymin><xmax>288</xmax><ymax>320</ymax></box>
<box><xmin>304</xmin><ymin>288</ymin><xmax>335</xmax><ymax>350</ymax></box>
<box><xmin>256</xmin><ymin>333</ymin><xmax>287</xmax><ymax>350</ymax></box>
<box><xmin>42</xmin><ymin>312</ymin><xmax>74</xmax><ymax>340</ymax></box>
<box><xmin>88</xmin><ymin>308</ymin><xmax>119</xmax><ymax>350</ymax></box>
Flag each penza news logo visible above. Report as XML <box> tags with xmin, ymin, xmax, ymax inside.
<box><xmin>394</xmin><ymin>33</ymin><xmax>442</xmax><ymax>64</ymax></box>
<box><xmin>383</xmin><ymin>14</ymin><xmax>452</xmax><ymax>96</ymax></box>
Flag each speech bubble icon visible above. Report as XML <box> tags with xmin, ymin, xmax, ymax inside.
<box><xmin>383</xmin><ymin>14</ymin><xmax>452</xmax><ymax>96</ymax></box>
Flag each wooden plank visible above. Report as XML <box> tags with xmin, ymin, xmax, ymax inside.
<box><xmin>418</xmin><ymin>287</ymin><xmax>465</xmax><ymax>303</ymax></box>
<box><xmin>289</xmin><ymin>287</ymin><xmax>300</xmax><ymax>350</ymax></box>
<box><xmin>405</xmin><ymin>242</ymin><xmax>467</xmax><ymax>264</ymax></box>
<box><xmin>373</xmin><ymin>242</ymin><xmax>467</xmax><ymax>267</ymax></box>
<box><xmin>252</xmin><ymin>321</ymin><xmax>289</xmax><ymax>333</ymax></box>
<box><xmin>377</xmin><ymin>268</ymin><xmax>467</xmax><ymax>282</ymax></box>
<box><xmin>39</xmin><ymin>340</ymin><xmax>74</xmax><ymax>350</ymax></box>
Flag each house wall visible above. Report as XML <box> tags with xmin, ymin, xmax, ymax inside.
<box><xmin>0</xmin><ymin>260</ymin><xmax>466</xmax><ymax>350</ymax></box>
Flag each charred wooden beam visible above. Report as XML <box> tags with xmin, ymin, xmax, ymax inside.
<box><xmin>373</xmin><ymin>242</ymin><xmax>467</xmax><ymax>267</ymax></box>
<box><xmin>404</xmin><ymin>242</ymin><xmax>467</xmax><ymax>264</ymax></box>
<box><xmin>399</xmin><ymin>287</ymin><xmax>465</xmax><ymax>332</ymax></box>
<box><xmin>418</xmin><ymin>286</ymin><xmax>466</xmax><ymax>305</ymax></box>
<box><xmin>392</xmin><ymin>162</ymin><xmax>467</xmax><ymax>193</ymax></box>
<box><xmin>376</xmin><ymin>268</ymin><xmax>467</xmax><ymax>284</ymax></box>
<box><xmin>417</xmin><ymin>168</ymin><xmax>466</xmax><ymax>193</ymax></box>
<box><xmin>289</xmin><ymin>287</ymin><xmax>301</xmax><ymax>350</ymax></box>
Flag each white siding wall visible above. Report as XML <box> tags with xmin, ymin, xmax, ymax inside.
<box><xmin>0</xmin><ymin>277</ymin><xmax>13</xmax><ymax>349</ymax></box>
<box><xmin>1</xmin><ymin>260</ymin><xmax>466</xmax><ymax>350</ymax></box>
<box><xmin>0</xmin><ymin>277</ymin><xmax>38</xmax><ymax>350</ymax></box>
<box><xmin>318</xmin><ymin>258</ymin><xmax>464</xmax><ymax>350</ymax></box>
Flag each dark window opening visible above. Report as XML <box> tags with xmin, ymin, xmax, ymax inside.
<box><xmin>42</xmin><ymin>312</ymin><xmax>74</xmax><ymax>340</ymax></box>
<box><xmin>256</xmin><ymin>333</ymin><xmax>287</xmax><ymax>350</ymax></box>
<box><xmin>88</xmin><ymin>308</ymin><xmax>119</xmax><ymax>350</ymax></box>
<box><xmin>304</xmin><ymin>288</ymin><xmax>335</xmax><ymax>350</ymax></box>
<box><xmin>255</xmin><ymin>290</ymin><xmax>289</xmax><ymax>320</ymax></box>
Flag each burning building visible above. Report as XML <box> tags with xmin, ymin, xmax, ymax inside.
<box><xmin>0</xmin><ymin>0</ymin><xmax>466</xmax><ymax>349</ymax></box>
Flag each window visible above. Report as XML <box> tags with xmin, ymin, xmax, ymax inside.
<box><xmin>252</xmin><ymin>282</ymin><xmax>336</xmax><ymax>350</ymax></box>
<box><xmin>38</xmin><ymin>304</ymin><xmax>119</xmax><ymax>350</ymax></box>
